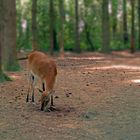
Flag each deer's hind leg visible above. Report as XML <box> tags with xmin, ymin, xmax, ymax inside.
<box><xmin>31</xmin><ymin>75</ymin><xmax>38</xmax><ymax>102</ymax></box>
<box><xmin>26</xmin><ymin>73</ymin><xmax>33</xmax><ymax>102</ymax></box>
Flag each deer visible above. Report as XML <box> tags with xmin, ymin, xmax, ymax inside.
<box><xmin>26</xmin><ymin>51</ymin><xmax>57</xmax><ymax>111</ymax></box>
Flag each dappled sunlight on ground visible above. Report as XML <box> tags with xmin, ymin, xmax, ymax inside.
<box><xmin>131</xmin><ymin>79</ymin><xmax>140</xmax><ymax>84</ymax></box>
<box><xmin>66</xmin><ymin>56</ymin><xmax>105</xmax><ymax>60</ymax></box>
<box><xmin>8</xmin><ymin>73</ymin><xmax>22</xmax><ymax>80</ymax></box>
<box><xmin>85</xmin><ymin>64</ymin><xmax>140</xmax><ymax>71</ymax></box>
<box><xmin>112</xmin><ymin>51</ymin><xmax>136</xmax><ymax>57</ymax></box>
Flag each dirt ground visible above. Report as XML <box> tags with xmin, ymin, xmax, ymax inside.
<box><xmin>0</xmin><ymin>51</ymin><xmax>140</xmax><ymax>140</ymax></box>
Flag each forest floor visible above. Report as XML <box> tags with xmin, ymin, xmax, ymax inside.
<box><xmin>0</xmin><ymin>51</ymin><xmax>140</xmax><ymax>140</ymax></box>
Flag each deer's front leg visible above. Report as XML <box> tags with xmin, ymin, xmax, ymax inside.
<box><xmin>31</xmin><ymin>75</ymin><xmax>36</xmax><ymax>102</ymax></box>
<box><xmin>26</xmin><ymin>74</ymin><xmax>32</xmax><ymax>102</ymax></box>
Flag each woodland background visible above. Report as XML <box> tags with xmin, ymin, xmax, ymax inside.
<box><xmin>0</xmin><ymin>0</ymin><xmax>140</xmax><ymax>81</ymax></box>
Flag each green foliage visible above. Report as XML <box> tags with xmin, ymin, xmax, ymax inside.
<box><xmin>15</xmin><ymin>0</ymin><xmax>139</xmax><ymax>53</ymax></box>
<box><xmin>4</xmin><ymin>62</ymin><xmax>21</xmax><ymax>72</ymax></box>
<box><xmin>39</xmin><ymin>41</ymin><xmax>49</xmax><ymax>51</ymax></box>
<box><xmin>16</xmin><ymin>0</ymin><xmax>32</xmax><ymax>51</ymax></box>
<box><xmin>0</xmin><ymin>72</ymin><xmax>12</xmax><ymax>83</ymax></box>
<box><xmin>64</xmin><ymin>40</ymin><xmax>75</xmax><ymax>51</ymax></box>
<box><xmin>37</xmin><ymin>1</ymin><xmax>50</xmax><ymax>51</ymax></box>
<box><xmin>80</xmin><ymin>42</ymin><xmax>88</xmax><ymax>51</ymax></box>
<box><xmin>16</xmin><ymin>0</ymin><xmax>103</xmax><ymax>52</ymax></box>
<box><xmin>111</xmin><ymin>40</ymin><xmax>125</xmax><ymax>51</ymax></box>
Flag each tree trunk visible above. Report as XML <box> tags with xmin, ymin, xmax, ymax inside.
<box><xmin>32</xmin><ymin>0</ymin><xmax>38</xmax><ymax>50</ymax></box>
<box><xmin>84</xmin><ymin>22</ymin><xmax>95</xmax><ymax>51</ymax></box>
<box><xmin>75</xmin><ymin>0</ymin><xmax>81</xmax><ymax>53</ymax></box>
<box><xmin>3</xmin><ymin>0</ymin><xmax>19</xmax><ymax>71</ymax></box>
<box><xmin>138</xmin><ymin>0</ymin><xmax>140</xmax><ymax>49</ymax></box>
<box><xmin>0</xmin><ymin>0</ymin><xmax>10</xmax><ymax>82</ymax></box>
<box><xmin>111</xmin><ymin>0</ymin><xmax>118</xmax><ymax>38</ymax></box>
<box><xmin>102</xmin><ymin>0</ymin><xmax>110</xmax><ymax>52</ymax></box>
<box><xmin>83</xmin><ymin>0</ymin><xmax>95</xmax><ymax>51</ymax></box>
<box><xmin>130</xmin><ymin>0</ymin><xmax>135</xmax><ymax>53</ymax></box>
<box><xmin>17</xmin><ymin>0</ymin><xmax>23</xmax><ymax>51</ymax></box>
<box><xmin>0</xmin><ymin>0</ymin><xmax>3</xmax><ymax>74</ymax></box>
<box><xmin>49</xmin><ymin>0</ymin><xmax>58</xmax><ymax>55</ymax></box>
<box><xmin>59</xmin><ymin>0</ymin><xmax>65</xmax><ymax>57</ymax></box>
<box><xmin>123</xmin><ymin>0</ymin><xmax>129</xmax><ymax>44</ymax></box>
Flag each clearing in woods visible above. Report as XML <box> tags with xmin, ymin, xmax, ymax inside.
<box><xmin>0</xmin><ymin>51</ymin><xmax>140</xmax><ymax>140</ymax></box>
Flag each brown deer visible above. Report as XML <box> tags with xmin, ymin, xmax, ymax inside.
<box><xmin>26</xmin><ymin>51</ymin><xmax>57</xmax><ymax>111</ymax></box>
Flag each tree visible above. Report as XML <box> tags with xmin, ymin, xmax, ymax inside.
<box><xmin>32</xmin><ymin>0</ymin><xmax>38</xmax><ymax>50</ymax></box>
<box><xmin>111</xmin><ymin>0</ymin><xmax>118</xmax><ymax>38</ymax></box>
<box><xmin>83</xmin><ymin>0</ymin><xmax>95</xmax><ymax>51</ymax></box>
<box><xmin>0</xmin><ymin>0</ymin><xmax>10</xmax><ymax>82</ymax></box>
<box><xmin>59</xmin><ymin>0</ymin><xmax>65</xmax><ymax>57</ymax></box>
<box><xmin>16</xmin><ymin>0</ymin><xmax>23</xmax><ymax>50</ymax></box>
<box><xmin>74</xmin><ymin>0</ymin><xmax>81</xmax><ymax>53</ymax></box>
<box><xmin>102</xmin><ymin>0</ymin><xmax>110</xmax><ymax>52</ymax></box>
<box><xmin>130</xmin><ymin>0</ymin><xmax>135</xmax><ymax>53</ymax></box>
<box><xmin>49</xmin><ymin>0</ymin><xmax>54</xmax><ymax>55</ymax></box>
<box><xmin>0</xmin><ymin>0</ymin><xmax>4</xmax><ymax>80</ymax></box>
<box><xmin>3</xmin><ymin>0</ymin><xmax>19</xmax><ymax>71</ymax></box>
<box><xmin>138</xmin><ymin>0</ymin><xmax>140</xmax><ymax>49</ymax></box>
<box><xmin>123</xmin><ymin>0</ymin><xmax>129</xmax><ymax>44</ymax></box>
<box><xmin>49</xmin><ymin>0</ymin><xmax>58</xmax><ymax>55</ymax></box>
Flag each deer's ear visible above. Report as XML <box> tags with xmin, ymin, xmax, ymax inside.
<box><xmin>37</xmin><ymin>88</ymin><xmax>43</xmax><ymax>95</ymax></box>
